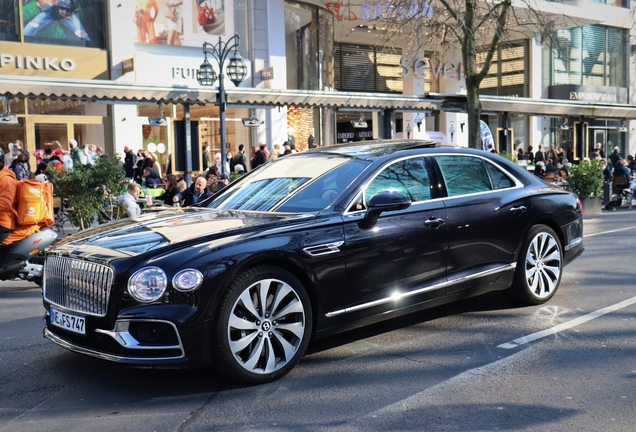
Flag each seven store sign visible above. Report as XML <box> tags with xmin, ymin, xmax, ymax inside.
<box><xmin>326</xmin><ymin>1</ymin><xmax>433</xmax><ymax>21</ymax></box>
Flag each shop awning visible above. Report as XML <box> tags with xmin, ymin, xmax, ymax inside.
<box><xmin>0</xmin><ymin>75</ymin><xmax>440</xmax><ymax>111</ymax></box>
<box><xmin>0</xmin><ymin>76</ymin><xmax>213</xmax><ymax>105</ymax></box>
<box><xmin>432</xmin><ymin>93</ymin><xmax>636</xmax><ymax>119</ymax></box>
<box><xmin>481</xmin><ymin>96</ymin><xmax>636</xmax><ymax>119</ymax></box>
<box><xmin>225</xmin><ymin>87</ymin><xmax>440</xmax><ymax>110</ymax></box>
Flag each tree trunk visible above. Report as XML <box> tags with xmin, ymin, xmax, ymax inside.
<box><xmin>465</xmin><ymin>81</ymin><xmax>482</xmax><ymax>150</ymax></box>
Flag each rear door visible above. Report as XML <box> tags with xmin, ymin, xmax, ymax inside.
<box><xmin>431</xmin><ymin>155</ymin><xmax>533</xmax><ymax>293</ymax></box>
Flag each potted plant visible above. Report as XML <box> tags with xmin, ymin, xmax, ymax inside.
<box><xmin>47</xmin><ymin>156</ymin><xmax>128</xmax><ymax>231</ymax></box>
<box><xmin>567</xmin><ymin>159</ymin><xmax>604</xmax><ymax>215</ymax></box>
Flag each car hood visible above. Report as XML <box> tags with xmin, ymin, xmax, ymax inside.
<box><xmin>51</xmin><ymin>207</ymin><xmax>314</xmax><ymax>261</ymax></box>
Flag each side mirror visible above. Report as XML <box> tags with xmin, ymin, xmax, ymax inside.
<box><xmin>361</xmin><ymin>191</ymin><xmax>411</xmax><ymax>228</ymax></box>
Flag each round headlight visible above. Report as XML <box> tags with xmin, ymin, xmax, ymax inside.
<box><xmin>173</xmin><ymin>269</ymin><xmax>204</xmax><ymax>292</ymax></box>
<box><xmin>128</xmin><ymin>267</ymin><xmax>168</xmax><ymax>303</ymax></box>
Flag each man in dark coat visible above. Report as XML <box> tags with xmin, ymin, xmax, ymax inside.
<box><xmin>609</xmin><ymin>146</ymin><xmax>623</xmax><ymax>167</ymax></box>
<box><xmin>142</xmin><ymin>168</ymin><xmax>162</xmax><ymax>186</ymax></box>
<box><xmin>230</xmin><ymin>144</ymin><xmax>246</xmax><ymax>173</ymax></box>
<box><xmin>251</xmin><ymin>144</ymin><xmax>267</xmax><ymax>170</ymax></box>
<box><xmin>173</xmin><ymin>176</ymin><xmax>212</xmax><ymax>206</ymax></box>
<box><xmin>123</xmin><ymin>146</ymin><xmax>135</xmax><ymax>178</ymax></box>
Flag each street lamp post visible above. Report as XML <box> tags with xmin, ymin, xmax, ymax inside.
<box><xmin>196</xmin><ymin>34</ymin><xmax>247</xmax><ymax>176</ymax></box>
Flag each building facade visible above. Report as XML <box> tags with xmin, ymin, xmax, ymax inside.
<box><xmin>0</xmin><ymin>0</ymin><xmax>634</xmax><ymax>175</ymax></box>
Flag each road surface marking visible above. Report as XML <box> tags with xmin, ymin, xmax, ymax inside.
<box><xmin>584</xmin><ymin>225</ymin><xmax>636</xmax><ymax>238</ymax></box>
<box><xmin>498</xmin><ymin>296</ymin><xmax>636</xmax><ymax>349</ymax></box>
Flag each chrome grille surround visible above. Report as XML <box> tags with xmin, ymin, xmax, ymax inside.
<box><xmin>43</xmin><ymin>256</ymin><xmax>114</xmax><ymax>317</ymax></box>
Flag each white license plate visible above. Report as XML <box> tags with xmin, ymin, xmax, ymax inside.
<box><xmin>50</xmin><ymin>307</ymin><xmax>86</xmax><ymax>335</ymax></box>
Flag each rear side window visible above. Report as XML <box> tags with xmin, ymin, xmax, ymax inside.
<box><xmin>485</xmin><ymin>162</ymin><xmax>515</xmax><ymax>189</ymax></box>
<box><xmin>365</xmin><ymin>157</ymin><xmax>431</xmax><ymax>203</ymax></box>
<box><xmin>435</xmin><ymin>156</ymin><xmax>492</xmax><ymax>197</ymax></box>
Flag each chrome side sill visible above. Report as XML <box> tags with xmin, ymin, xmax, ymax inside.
<box><xmin>325</xmin><ymin>263</ymin><xmax>517</xmax><ymax>318</ymax></box>
<box><xmin>565</xmin><ymin>237</ymin><xmax>583</xmax><ymax>251</ymax></box>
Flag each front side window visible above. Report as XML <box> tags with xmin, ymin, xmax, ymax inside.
<box><xmin>435</xmin><ymin>156</ymin><xmax>493</xmax><ymax>197</ymax></box>
<box><xmin>364</xmin><ymin>157</ymin><xmax>431</xmax><ymax>203</ymax></box>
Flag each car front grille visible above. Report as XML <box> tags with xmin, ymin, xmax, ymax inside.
<box><xmin>43</xmin><ymin>256</ymin><xmax>114</xmax><ymax>317</ymax></box>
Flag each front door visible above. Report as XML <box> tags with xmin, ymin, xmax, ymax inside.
<box><xmin>341</xmin><ymin>156</ymin><xmax>448</xmax><ymax>315</ymax></box>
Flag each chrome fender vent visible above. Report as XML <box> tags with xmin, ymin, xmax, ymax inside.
<box><xmin>302</xmin><ymin>241</ymin><xmax>344</xmax><ymax>257</ymax></box>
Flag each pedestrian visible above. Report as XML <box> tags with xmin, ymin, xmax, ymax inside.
<box><xmin>96</xmin><ymin>146</ymin><xmax>110</xmax><ymax>159</ymax></box>
<box><xmin>251</xmin><ymin>144</ymin><xmax>267</xmax><ymax>170</ymax></box>
<box><xmin>609</xmin><ymin>146</ymin><xmax>622</xmax><ymax>167</ymax></box>
<box><xmin>534</xmin><ymin>145</ymin><xmax>546</xmax><ymax>163</ymax></box>
<box><xmin>230</xmin><ymin>144</ymin><xmax>246</xmax><ymax>173</ymax></box>
<box><xmin>308</xmin><ymin>133</ymin><xmax>315</xmax><ymax>149</ymax></box>
<box><xmin>36</xmin><ymin>148</ymin><xmax>52</xmax><ymax>176</ymax></box>
<box><xmin>0</xmin><ymin>147</ymin><xmax>17</xmax><ymax>244</ymax></box>
<box><xmin>173</xmin><ymin>176</ymin><xmax>212</xmax><ymax>206</ymax></box>
<box><xmin>69</xmin><ymin>139</ymin><xmax>85</xmax><ymax>167</ymax></box>
<box><xmin>12</xmin><ymin>152</ymin><xmax>30</xmax><ymax>181</ymax></box>
<box><xmin>123</xmin><ymin>146</ymin><xmax>135</xmax><ymax>178</ymax></box>
<box><xmin>118</xmin><ymin>182</ymin><xmax>142</xmax><ymax>217</ymax></box>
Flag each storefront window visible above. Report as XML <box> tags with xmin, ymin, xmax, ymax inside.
<box><xmin>0</xmin><ymin>1</ymin><xmax>20</xmax><ymax>42</ymax></box>
<box><xmin>22</xmin><ymin>0</ymin><xmax>105</xmax><ymax>49</ymax></box>
<box><xmin>334</xmin><ymin>44</ymin><xmax>402</xmax><ymax>93</ymax></box>
<box><xmin>74</xmin><ymin>123</ymin><xmax>105</xmax><ymax>151</ymax></box>
<box><xmin>27</xmin><ymin>99</ymin><xmax>107</xmax><ymax>116</ymax></box>
<box><xmin>0</xmin><ymin>117</ymin><xmax>25</xmax><ymax>150</ymax></box>
<box><xmin>285</xmin><ymin>1</ymin><xmax>320</xmax><ymax>90</ymax></box>
<box><xmin>551</xmin><ymin>25</ymin><xmax>626</xmax><ymax>87</ymax></box>
<box><xmin>34</xmin><ymin>123</ymin><xmax>68</xmax><ymax>150</ymax></box>
<box><xmin>510</xmin><ymin>114</ymin><xmax>528</xmax><ymax>151</ymax></box>
<box><xmin>478</xmin><ymin>41</ymin><xmax>528</xmax><ymax>97</ymax></box>
<box><xmin>234</xmin><ymin>0</ymin><xmax>250</xmax><ymax>59</ymax></box>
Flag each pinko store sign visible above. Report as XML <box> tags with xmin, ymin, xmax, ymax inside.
<box><xmin>326</xmin><ymin>1</ymin><xmax>433</xmax><ymax>21</ymax></box>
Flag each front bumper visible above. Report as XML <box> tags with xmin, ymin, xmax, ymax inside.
<box><xmin>43</xmin><ymin>306</ymin><xmax>211</xmax><ymax>368</ymax></box>
<box><xmin>44</xmin><ymin>318</ymin><xmax>188</xmax><ymax>366</ymax></box>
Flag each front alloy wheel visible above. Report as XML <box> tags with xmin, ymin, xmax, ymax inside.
<box><xmin>214</xmin><ymin>266</ymin><xmax>312</xmax><ymax>384</ymax></box>
<box><xmin>511</xmin><ymin>225</ymin><xmax>563</xmax><ymax>305</ymax></box>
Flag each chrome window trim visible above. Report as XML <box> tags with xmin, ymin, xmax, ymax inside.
<box><xmin>342</xmin><ymin>152</ymin><xmax>525</xmax><ymax>216</ymax></box>
<box><xmin>343</xmin><ymin>154</ymin><xmax>436</xmax><ymax>216</ymax></box>
<box><xmin>433</xmin><ymin>154</ymin><xmax>525</xmax><ymax>202</ymax></box>
<box><xmin>325</xmin><ymin>263</ymin><xmax>516</xmax><ymax>317</ymax></box>
<box><xmin>565</xmin><ymin>236</ymin><xmax>583</xmax><ymax>251</ymax></box>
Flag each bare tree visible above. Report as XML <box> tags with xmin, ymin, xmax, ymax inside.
<box><xmin>369</xmin><ymin>0</ymin><xmax>580</xmax><ymax>149</ymax></box>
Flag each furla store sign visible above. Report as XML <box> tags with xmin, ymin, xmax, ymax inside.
<box><xmin>400</xmin><ymin>57</ymin><xmax>464</xmax><ymax>80</ymax></box>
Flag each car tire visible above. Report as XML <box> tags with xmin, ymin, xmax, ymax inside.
<box><xmin>212</xmin><ymin>265</ymin><xmax>312</xmax><ymax>385</ymax></box>
<box><xmin>510</xmin><ymin>224</ymin><xmax>563</xmax><ymax>305</ymax></box>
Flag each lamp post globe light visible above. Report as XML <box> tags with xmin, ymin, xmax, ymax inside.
<box><xmin>196</xmin><ymin>34</ymin><xmax>247</xmax><ymax>176</ymax></box>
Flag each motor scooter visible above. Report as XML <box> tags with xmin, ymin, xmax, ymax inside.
<box><xmin>0</xmin><ymin>228</ymin><xmax>59</xmax><ymax>286</ymax></box>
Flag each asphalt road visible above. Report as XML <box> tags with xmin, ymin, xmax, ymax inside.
<box><xmin>1</xmin><ymin>210</ymin><xmax>635</xmax><ymax>432</ymax></box>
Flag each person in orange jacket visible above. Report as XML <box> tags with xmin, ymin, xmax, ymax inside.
<box><xmin>0</xmin><ymin>147</ymin><xmax>17</xmax><ymax>244</ymax></box>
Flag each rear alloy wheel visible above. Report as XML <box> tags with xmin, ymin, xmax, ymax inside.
<box><xmin>511</xmin><ymin>225</ymin><xmax>563</xmax><ymax>305</ymax></box>
<box><xmin>214</xmin><ymin>265</ymin><xmax>312</xmax><ymax>384</ymax></box>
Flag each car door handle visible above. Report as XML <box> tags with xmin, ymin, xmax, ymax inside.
<box><xmin>510</xmin><ymin>205</ymin><xmax>527</xmax><ymax>215</ymax></box>
<box><xmin>424</xmin><ymin>217</ymin><xmax>445</xmax><ymax>229</ymax></box>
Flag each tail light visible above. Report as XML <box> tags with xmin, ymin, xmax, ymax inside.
<box><xmin>577</xmin><ymin>198</ymin><xmax>584</xmax><ymax>217</ymax></box>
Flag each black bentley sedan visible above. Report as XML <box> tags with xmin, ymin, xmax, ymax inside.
<box><xmin>42</xmin><ymin>140</ymin><xmax>584</xmax><ymax>384</ymax></box>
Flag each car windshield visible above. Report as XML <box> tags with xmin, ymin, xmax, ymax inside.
<box><xmin>207</xmin><ymin>154</ymin><xmax>369</xmax><ymax>212</ymax></box>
